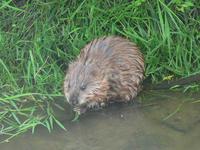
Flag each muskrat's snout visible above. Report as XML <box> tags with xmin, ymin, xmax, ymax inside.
<box><xmin>68</xmin><ymin>95</ymin><xmax>79</xmax><ymax>106</ymax></box>
<box><xmin>68</xmin><ymin>94</ymin><xmax>88</xmax><ymax>114</ymax></box>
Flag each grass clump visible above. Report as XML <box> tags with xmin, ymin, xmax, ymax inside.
<box><xmin>0</xmin><ymin>0</ymin><xmax>199</xmax><ymax>142</ymax></box>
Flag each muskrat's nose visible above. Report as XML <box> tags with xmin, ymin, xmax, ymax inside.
<box><xmin>69</xmin><ymin>96</ymin><xmax>79</xmax><ymax>106</ymax></box>
<box><xmin>72</xmin><ymin>99</ymin><xmax>78</xmax><ymax>105</ymax></box>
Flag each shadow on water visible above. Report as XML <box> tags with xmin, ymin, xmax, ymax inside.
<box><xmin>1</xmin><ymin>90</ymin><xmax>200</xmax><ymax>150</ymax></box>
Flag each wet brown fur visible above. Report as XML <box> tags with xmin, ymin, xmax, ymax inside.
<box><xmin>63</xmin><ymin>36</ymin><xmax>145</xmax><ymax>113</ymax></box>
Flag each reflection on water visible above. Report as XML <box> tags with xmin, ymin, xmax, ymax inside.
<box><xmin>1</xmin><ymin>90</ymin><xmax>200</xmax><ymax>150</ymax></box>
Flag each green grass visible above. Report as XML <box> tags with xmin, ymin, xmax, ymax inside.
<box><xmin>0</xmin><ymin>0</ymin><xmax>199</xmax><ymax>142</ymax></box>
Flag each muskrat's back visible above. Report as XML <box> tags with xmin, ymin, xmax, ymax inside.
<box><xmin>64</xmin><ymin>36</ymin><xmax>145</xmax><ymax>114</ymax></box>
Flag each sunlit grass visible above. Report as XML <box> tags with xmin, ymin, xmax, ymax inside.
<box><xmin>0</xmin><ymin>0</ymin><xmax>199</xmax><ymax>142</ymax></box>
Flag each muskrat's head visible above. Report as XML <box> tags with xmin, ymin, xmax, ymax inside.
<box><xmin>63</xmin><ymin>62</ymin><xmax>109</xmax><ymax>114</ymax></box>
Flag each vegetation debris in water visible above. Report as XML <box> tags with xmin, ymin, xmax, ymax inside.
<box><xmin>72</xmin><ymin>111</ymin><xmax>80</xmax><ymax>122</ymax></box>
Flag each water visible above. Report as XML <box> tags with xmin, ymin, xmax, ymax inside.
<box><xmin>1</xmin><ymin>90</ymin><xmax>200</xmax><ymax>150</ymax></box>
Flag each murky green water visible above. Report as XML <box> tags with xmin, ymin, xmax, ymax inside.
<box><xmin>1</xmin><ymin>90</ymin><xmax>200</xmax><ymax>150</ymax></box>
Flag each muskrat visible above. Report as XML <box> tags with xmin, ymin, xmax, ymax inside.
<box><xmin>63</xmin><ymin>36</ymin><xmax>145</xmax><ymax>114</ymax></box>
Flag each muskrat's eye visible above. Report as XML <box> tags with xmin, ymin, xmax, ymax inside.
<box><xmin>80</xmin><ymin>84</ymin><xmax>86</xmax><ymax>90</ymax></box>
